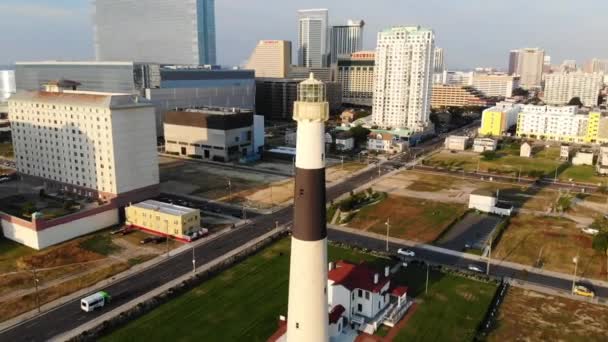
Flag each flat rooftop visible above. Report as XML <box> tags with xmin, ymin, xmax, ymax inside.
<box><xmin>132</xmin><ymin>200</ymin><xmax>198</xmax><ymax>217</ymax></box>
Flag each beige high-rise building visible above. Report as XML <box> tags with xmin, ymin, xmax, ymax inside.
<box><xmin>245</xmin><ymin>40</ymin><xmax>291</xmax><ymax>78</ymax></box>
<box><xmin>9</xmin><ymin>81</ymin><xmax>159</xmax><ymax>199</ymax></box>
<box><xmin>472</xmin><ymin>73</ymin><xmax>519</xmax><ymax>98</ymax></box>
<box><xmin>516</xmin><ymin>48</ymin><xmax>545</xmax><ymax>89</ymax></box>
<box><xmin>335</xmin><ymin>51</ymin><xmax>375</xmax><ymax>106</ymax></box>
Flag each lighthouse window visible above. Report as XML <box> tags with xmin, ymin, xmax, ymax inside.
<box><xmin>295</xmin><ymin>323</ymin><xmax>299</xmax><ymax>329</ymax></box>
<box><xmin>299</xmin><ymin>189</ymin><xmax>304</xmax><ymax>196</ymax></box>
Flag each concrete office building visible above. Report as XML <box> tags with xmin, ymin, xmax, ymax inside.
<box><xmin>245</xmin><ymin>40</ymin><xmax>292</xmax><ymax>78</ymax></box>
<box><xmin>330</xmin><ymin>20</ymin><xmax>364</xmax><ymax>64</ymax></box>
<box><xmin>335</xmin><ymin>51</ymin><xmax>375</xmax><ymax>106</ymax></box>
<box><xmin>508</xmin><ymin>50</ymin><xmax>519</xmax><ymax>76</ymax></box>
<box><xmin>94</xmin><ymin>0</ymin><xmax>216</xmax><ymax>65</ymax></box>
<box><xmin>514</xmin><ymin>48</ymin><xmax>545</xmax><ymax>89</ymax></box>
<box><xmin>543</xmin><ymin>72</ymin><xmax>603</xmax><ymax>107</ymax></box>
<box><xmin>3</xmin><ymin>81</ymin><xmax>159</xmax><ymax>249</ymax></box>
<box><xmin>372</xmin><ymin>26</ymin><xmax>435</xmax><ymax>131</ymax></box>
<box><xmin>471</xmin><ymin>73</ymin><xmax>519</xmax><ymax>98</ymax></box>
<box><xmin>164</xmin><ymin>107</ymin><xmax>262</xmax><ymax>162</ymax></box>
<box><xmin>434</xmin><ymin>70</ymin><xmax>473</xmax><ymax>86</ymax></box>
<box><xmin>15</xmin><ymin>62</ymin><xmax>254</xmax><ymax>136</ymax></box>
<box><xmin>256</xmin><ymin>78</ymin><xmax>341</xmax><ymax>120</ymax></box>
<box><xmin>297</xmin><ymin>9</ymin><xmax>330</xmax><ymax>68</ymax></box>
<box><xmin>0</xmin><ymin>70</ymin><xmax>15</xmax><ymax>102</ymax></box>
<box><xmin>434</xmin><ymin>48</ymin><xmax>445</xmax><ymax>73</ymax></box>
<box><xmin>431</xmin><ymin>85</ymin><xmax>492</xmax><ymax>109</ymax></box>
<box><xmin>516</xmin><ymin>105</ymin><xmax>589</xmax><ymax>143</ymax></box>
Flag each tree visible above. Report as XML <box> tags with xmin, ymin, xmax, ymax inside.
<box><xmin>512</xmin><ymin>87</ymin><xmax>530</xmax><ymax>97</ymax></box>
<box><xmin>592</xmin><ymin>232</ymin><xmax>608</xmax><ymax>253</ymax></box>
<box><xmin>481</xmin><ymin>150</ymin><xmax>499</xmax><ymax>161</ymax></box>
<box><xmin>349</xmin><ymin>125</ymin><xmax>371</xmax><ymax>146</ymax></box>
<box><xmin>568</xmin><ymin>97</ymin><xmax>583</xmax><ymax>107</ymax></box>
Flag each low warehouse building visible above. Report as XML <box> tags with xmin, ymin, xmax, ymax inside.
<box><xmin>469</xmin><ymin>190</ymin><xmax>512</xmax><ymax>216</ymax></box>
<box><xmin>125</xmin><ymin>200</ymin><xmax>201</xmax><ymax>242</ymax></box>
<box><xmin>444</xmin><ymin>135</ymin><xmax>471</xmax><ymax>151</ymax></box>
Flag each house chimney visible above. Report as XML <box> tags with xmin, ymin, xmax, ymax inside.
<box><xmin>385</xmin><ymin>266</ymin><xmax>390</xmax><ymax>277</ymax></box>
<box><xmin>328</xmin><ymin>262</ymin><xmax>335</xmax><ymax>271</ymax></box>
<box><xmin>374</xmin><ymin>273</ymin><xmax>379</xmax><ymax>284</ymax></box>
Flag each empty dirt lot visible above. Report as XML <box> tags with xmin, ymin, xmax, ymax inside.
<box><xmin>489</xmin><ymin>287</ymin><xmax>608</xmax><ymax>341</ymax></box>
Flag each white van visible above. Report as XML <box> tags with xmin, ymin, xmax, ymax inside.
<box><xmin>80</xmin><ymin>291</ymin><xmax>111</xmax><ymax>312</ymax></box>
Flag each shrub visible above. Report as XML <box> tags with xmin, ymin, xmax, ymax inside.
<box><xmin>481</xmin><ymin>151</ymin><xmax>499</xmax><ymax>161</ymax></box>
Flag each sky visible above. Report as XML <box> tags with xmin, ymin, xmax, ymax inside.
<box><xmin>0</xmin><ymin>0</ymin><xmax>607</xmax><ymax>70</ymax></box>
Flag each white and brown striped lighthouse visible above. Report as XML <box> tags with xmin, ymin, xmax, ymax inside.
<box><xmin>286</xmin><ymin>74</ymin><xmax>330</xmax><ymax>342</ymax></box>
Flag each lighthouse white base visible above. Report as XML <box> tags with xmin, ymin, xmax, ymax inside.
<box><xmin>286</xmin><ymin>237</ymin><xmax>329</xmax><ymax>342</ymax></box>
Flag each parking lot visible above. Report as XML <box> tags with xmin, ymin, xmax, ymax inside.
<box><xmin>436</xmin><ymin>212</ymin><xmax>505</xmax><ymax>252</ymax></box>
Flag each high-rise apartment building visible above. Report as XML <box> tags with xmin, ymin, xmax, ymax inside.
<box><xmin>330</xmin><ymin>20</ymin><xmax>364</xmax><ymax>64</ymax></box>
<box><xmin>94</xmin><ymin>0</ymin><xmax>216</xmax><ymax>65</ymax></box>
<box><xmin>479</xmin><ymin>102</ymin><xmax>521</xmax><ymax>136</ymax></box>
<box><xmin>471</xmin><ymin>73</ymin><xmax>519</xmax><ymax>98</ymax></box>
<box><xmin>245</xmin><ymin>40</ymin><xmax>291</xmax><ymax>78</ymax></box>
<box><xmin>0</xmin><ymin>70</ymin><xmax>15</xmax><ymax>102</ymax></box>
<box><xmin>297</xmin><ymin>9</ymin><xmax>329</xmax><ymax>68</ymax></box>
<box><xmin>543</xmin><ymin>72</ymin><xmax>603</xmax><ymax>107</ymax></box>
<box><xmin>431</xmin><ymin>85</ymin><xmax>492</xmax><ymax>109</ymax></box>
<box><xmin>516</xmin><ymin>48</ymin><xmax>545</xmax><ymax>89</ymax></box>
<box><xmin>335</xmin><ymin>51</ymin><xmax>375</xmax><ymax>106</ymax></box>
<box><xmin>508</xmin><ymin>50</ymin><xmax>520</xmax><ymax>75</ymax></box>
<box><xmin>434</xmin><ymin>48</ymin><xmax>445</xmax><ymax>73</ymax></box>
<box><xmin>372</xmin><ymin>26</ymin><xmax>435</xmax><ymax>131</ymax></box>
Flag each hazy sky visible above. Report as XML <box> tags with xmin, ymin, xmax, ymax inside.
<box><xmin>1</xmin><ymin>0</ymin><xmax>607</xmax><ymax>70</ymax></box>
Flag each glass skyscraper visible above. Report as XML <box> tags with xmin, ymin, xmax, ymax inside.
<box><xmin>94</xmin><ymin>0</ymin><xmax>216</xmax><ymax>65</ymax></box>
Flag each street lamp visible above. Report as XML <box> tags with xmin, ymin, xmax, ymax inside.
<box><xmin>192</xmin><ymin>246</ymin><xmax>196</xmax><ymax>275</ymax></box>
<box><xmin>385</xmin><ymin>218</ymin><xmax>390</xmax><ymax>252</ymax></box>
<box><xmin>572</xmin><ymin>254</ymin><xmax>579</xmax><ymax>293</ymax></box>
<box><xmin>226</xmin><ymin>178</ymin><xmax>232</xmax><ymax>200</ymax></box>
<box><xmin>32</xmin><ymin>268</ymin><xmax>41</xmax><ymax>313</ymax></box>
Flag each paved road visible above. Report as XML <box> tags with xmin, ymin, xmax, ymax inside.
<box><xmin>0</xmin><ymin>163</ymin><xmax>384</xmax><ymax>341</ymax></box>
<box><xmin>327</xmin><ymin>229</ymin><xmax>608</xmax><ymax>299</ymax></box>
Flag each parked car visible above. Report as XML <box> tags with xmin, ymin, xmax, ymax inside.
<box><xmin>467</xmin><ymin>264</ymin><xmax>484</xmax><ymax>273</ymax></box>
<box><xmin>397</xmin><ymin>248</ymin><xmax>415</xmax><ymax>257</ymax></box>
<box><xmin>152</xmin><ymin>236</ymin><xmax>167</xmax><ymax>244</ymax></box>
<box><xmin>582</xmin><ymin>227</ymin><xmax>600</xmax><ymax>235</ymax></box>
<box><xmin>140</xmin><ymin>237</ymin><xmax>155</xmax><ymax>244</ymax></box>
<box><xmin>573</xmin><ymin>284</ymin><xmax>595</xmax><ymax>298</ymax></box>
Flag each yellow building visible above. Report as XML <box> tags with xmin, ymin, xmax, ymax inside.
<box><xmin>479</xmin><ymin>102</ymin><xmax>521</xmax><ymax>136</ymax></box>
<box><xmin>125</xmin><ymin>200</ymin><xmax>201</xmax><ymax>242</ymax></box>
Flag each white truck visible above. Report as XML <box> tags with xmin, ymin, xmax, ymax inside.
<box><xmin>80</xmin><ymin>291</ymin><xmax>111</xmax><ymax>312</ymax></box>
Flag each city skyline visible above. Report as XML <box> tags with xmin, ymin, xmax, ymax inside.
<box><xmin>0</xmin><ymin>0</ymin><xmax>607</xmax><ymax>69</ymax></box>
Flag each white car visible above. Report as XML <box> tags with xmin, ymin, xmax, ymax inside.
<box><xmin>582</xmin><ymin>227</ymin><xmax>599</xmax><ymax>235</ymax></box>
<box><xmin>467</xmin><ymin>264</ymin><xmax>484</xmax><ymax>273</ymax></box>
<box><xmin>397</xmin><ymin>248</ymin><xmax>415</xmax><ymax>257</ymax></box>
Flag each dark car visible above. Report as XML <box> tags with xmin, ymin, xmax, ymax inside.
<box><xmin>153</xmin><ymin>236</ymin><xmax>167</xmax><ymax>244</ymax></box>
<box><xmin>140</xmin><ymin>237</ymin><xmax>155</xmax><ymax>244</ymax></box>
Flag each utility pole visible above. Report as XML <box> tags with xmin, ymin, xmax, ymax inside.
<box><xmin>378</xmin><ymin>164</ymin><xmax>381</xmax><ymax>177</ymax></box>
<box><xmin>165</xmin><ymin>220</ymin><xmax>170</xmax><ymax>257</ymax></box>
<box><xmin>341</xmin><ymin>155</ymin><xmax>344</xmax><ymax>170</ymax></box>
<box><xmin>242</xmin><ymin>206</ymin><xmax>247</xmax><ymax>220</ymax></box>
<box><xmin>385</xmin><ymin>218</ymin><xmax>390</xmax><ymax>252</ymax></box>
<box><xmin>32</xmin><ymin>268</ymin><xmax>41</xmax><ymax>313</ymax></box>
<box><xmin>486</xmin><ymin>231</ymin><xmax>493</xmax><ymax>275</ymax></box>
<box><xmin>536</xmin><ymin>246</ymin><xmax>544</xmax><ymax>268</ymax></box>
<box><xmin>425</xmin><ymin>263</ymin><xmax>430</xmax><ymax>295</ymax></box>
<box><xmin>554</xmin><ymin>167</ymin><xmax>558</xmax><ymax>183</ymax></box>
<box><xmin>518</xmin><ymin>166</ymin><xmax>522</xmax><ymax>183</ymax></box>
<box><xmin>226</xmin><ymin>178</ymin><xmax>232</xmax><ymax>200</ymax></box>
<box><xmin>192</xmin><ymin>246</ymin><xmax>196</xmax><ymax>275</ymax></box>
<box><xmin>476</xmin><ymin>159</ymin><xmax>480</xmax><ymax>173</ymax></box>
<box><xmin>269</xmin><ymin>180</ymin><xmax>274</xmax><ymax>207</ymax></box>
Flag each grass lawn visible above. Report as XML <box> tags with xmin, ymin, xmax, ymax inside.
<box><xmin>560</xmin><ymin>165</ymin><xmax>607</xmax><ymax>184</ymax></box>
<box><xmin>79</xmin><ymin>234</ymin><xmax>123</xmax><ymax>256</ymax></box>
<box><xmin>393</xmin><ymin>273</ymin><xmax>496</xmax><ymax>342</ymax></box>
<box><xmin>489</xmin><ymin>287</ymin><xmax>608</xmax><ymax>341</ymax></box>
<box><xmin>347</xmin><ymin>195</ymin><xmax>466</xmax><ymax>242</ymax></box>
<box><xmin>0</xmin><ymin>238</ymin><xmax>37</xmax><ymax>273</ymax></box>
<box><xmin>102</xmin><ymin>238</ymin><xmax>496</xmax><ymax>342</ymax></box>
<box><xmin>493</xmin><ymin>214</ymin><xmax>607</xmax><ymax>280</ymax></box>
<box><xmin>0</xmin><ymin>142</ymin><xmax>13</xmax><ymax>159</ymax></box>
<box><xmin>102</xmin><ymin>239</ymin><xmax>381</xmax><ymax>342</ymax></box>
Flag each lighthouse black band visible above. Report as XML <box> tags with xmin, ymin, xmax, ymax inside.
<box><xmin>292</xmin><ymin>167</ymin><xmax>327</xmax><ymax>241</ymax></box>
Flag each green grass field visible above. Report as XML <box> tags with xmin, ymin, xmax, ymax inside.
<box><xmin>102</xmin><ymin>239</ymin><xmax>496</xmax><ymax>342</ymax></box>
<box><xmin>0</xmin><ymin>238</ymin><xmax>37</xmax><ymax>273</ymax></box>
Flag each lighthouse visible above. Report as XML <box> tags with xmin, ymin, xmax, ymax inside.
<box><xmin>286</xmin><ymin>74</ymin><xmax>330</xmax><ymax>342</ymax></box>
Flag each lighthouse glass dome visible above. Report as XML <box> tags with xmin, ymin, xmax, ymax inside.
<box><xmin>297</xmin><ymin>73</ymin><xmax>326</xmax><ymax>103</ymax></box>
